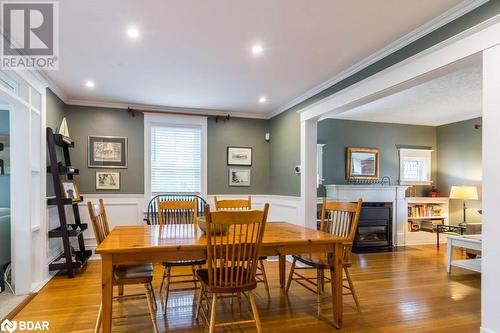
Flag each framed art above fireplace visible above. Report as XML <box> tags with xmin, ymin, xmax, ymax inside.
<box><xmin>345</xmin><ymin>147</ymin><xmax>380</xmax><ymax>180</ymax></box>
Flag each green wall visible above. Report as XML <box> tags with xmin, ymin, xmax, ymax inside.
<box><xmin>318</xmin><ymin>119</ymin><xmax>437</xmax><ymax>191</ymax></box>
<box><xmin>269</xmin><ymin>109</ymin><xmax>300</xmax><ymax>196</ymax></box>
<box><xmin>46</xmin><ymin>89</ymin><xmax>66</xmax><ymax>196</ymax></box>
<box><xmin>46</xmin><ymin>89</ymin><xmax>65</xmax><ymax>131</ymax></box>
<box><xmin>46</xmin><ymin>94</ymin><xmax>272</xmax><ymax>195</ymax></box>
<box><xmin>207</xmin><ymin>118</ymin><xmax>270</xmax><ymax>194</ymax></box>
<box><xmin>268</xmin><ymin>1</ymin><xmax>500</xmax><ymax>196</ymax></box>
<box><xmin>64</xmin><ymin>105</ymin><xmax>145</xmax><ymax>194</ymax></box>
<box><xmin>0</xmin><ymin>110</ymin><xmax>9</xmax><ymax>207</ymax></box>
<box><xmin>437</xmin><ymin>117</ymin><xmax>482</xmax><ymax>224</ymax></box>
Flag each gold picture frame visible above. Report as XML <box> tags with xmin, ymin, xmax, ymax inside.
<box><xmin>61</xmin><ymin>179</ymin><xmax>82</xmax><ymax>202</ymax></box>
<box><xmin>345</xmin><ymin>147</ymin><xmax>380</xmax><ymax>180</ymax></box>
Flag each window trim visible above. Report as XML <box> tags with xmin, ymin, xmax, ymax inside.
<box><xmin>398</xmin><ymin>148</ymin><xmax>433</xmax><ymax>186</ymax></box>
<box><xmin>144</xmin><ymin>113</ymin><xmax>207</xmax><ymax>203</ymax></box>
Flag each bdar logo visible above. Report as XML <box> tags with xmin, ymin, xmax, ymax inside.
<box><xmin>0</xmin><ymin>319</ymin><xmax>17</xmax><ymax>333</ymax></box>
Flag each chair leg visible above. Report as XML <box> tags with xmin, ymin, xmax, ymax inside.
<box><xmin>259</xmin><ymin>260</ymin><xmax>271</xmax><ymax>299</ymax></box>
<box><xmin>285</xmin><ymin>258</ymin><xmax>297</xmax><ymax>294</ymax></box>
<box><xmin>159</xmin><ymin>267</ymin><xmax>167</xmax><ymax>293</ymax></box>
<box><xmin>237</xmin><ymin>292</ymin><xmax>243</xmax><ymax>313</ymax></box>
<box><xmin>316</xmin><ymin>268</ymin><xmax>322</xmax><ymax>303</ymax></box>
<box><xmin>195</xmin><ymin>287</ymin><xmax>203</xmax><ymax>320</ymax></box>
<box><xmin>94</xmin><ymin>303</ymin><xmax>102</xmax><ymax>333</ymax></box>
<box><xmin>249</xmin><ymin>291</ymin><xmax>263</xmax><ymax>333</ymax></box>
<box><xmin>319</xmin><ymin>268</ymin><xmax>325</xmax><ymax>292</ymax></box>
<box><xmin>344</xmin><ymin>267</ymin><xmax>361</xmax><ymax>312</ymax></box>
<box><xmin>149</xmin><ymin>282</ymin><xmax>158</xmax><ymax>312</ymax></box>
<box><xmin>209</xmin><ymin>294</ymin><xmax>217</xmax><ymax>333</ymax></box>
<box><xmin>191</xmin><ymin>265</ymin><xmax>198</xmax><ymax>290</ymax></box>
<box><xmin>145</xmin><ymin>283</ymin><xmax>159</xmax><ymax>333</ymax></box>
<box><xmin>118</xmin><ymin>284</ymin><xmax>124</xmax><ymax>297</ymax></box>
<box><xmin>162</xmin><ymin>266</ymin><xmax>172</xmax><ymax>315</ymax></box>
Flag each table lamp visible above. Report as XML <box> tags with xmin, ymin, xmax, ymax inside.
<box><xmin>449</xmin><ymin>186</ymin><xmax>479</xmax><ymax>226</ymax></box>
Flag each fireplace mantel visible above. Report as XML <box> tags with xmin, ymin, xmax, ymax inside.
<box><xmin>324</xmin><ymin>184</ymin><xmax>410</xmax><ymax>246</ymax></box>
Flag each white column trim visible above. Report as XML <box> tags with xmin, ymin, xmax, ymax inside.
<box><xmin>482</xmin><ymin>44</ymin><xmax>500</xmax><ymax>333</ymax></box>
<box><xmin>300</xmin><ymin>118</ymin><xmax>318</xmax><ymax>229</ymax></box>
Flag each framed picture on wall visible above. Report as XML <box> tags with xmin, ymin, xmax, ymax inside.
<box><xmin>0</xmin><ymin>134</ymin><xmax>10</xmax><ymax>175</ymax></box>
<box><xmin>88</xmin><ymin>136</ymin><xmax>128</xmax><ymax>168</ymax></box>
<box><xmin>345</xmin><ymin>147</ymin><xmax>380</xmax><ymax>180</ymax></box>
<box><xmin>229</xmin><ymin>168</ymin><xmax>251</xmax><ymax>186</ymax></box>
<box><xmin>61</xmin><ymin>179</ymin><xmax>81</xmax><ymax>202</ymax></box>
<box><xmin>96</xmin><ymin>171</ymin><xmax>120</xmax><ymax>190</ymax></box>
<box><xmin>227</xmin><ymin>146</ymin><xmax>252</xmax><ymax>166</ymax></box>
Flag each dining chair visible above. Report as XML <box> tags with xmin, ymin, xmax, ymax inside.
<box><xmin>87</xmin><ymin>199</ymin><xmax>158</xmax><ymax>333</ymax></box>
<box><xmin>195</xmin><ymin>204</ymin><xmax>269</xmax><ymax>333</ymax></box>
<box><xmin>285</xmin><ymin>197</ymin><xmax>363</xmax><ymax>311</ymax></box>
<box><xmin>156</xmin><ymin>197</ymin><xmax>207</xmax><ymax>315</ymax></box>
<box><xmin>214</xmin><ymin>196</ymin><xmax>270</xmax><ymax>299</ymax></box>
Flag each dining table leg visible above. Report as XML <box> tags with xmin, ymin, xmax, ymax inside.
<box><xmin>279</xmin><ymin>255</ymin><xmax>286</xmax><ymax>288</ymax></box>
<box><xmin>331</xmin><ymin>242</ymin><xmax>343</xmax><ymax>329</ymax></box>
<box><xmin>101</xmin><ymin>254</ymin><xmax>114</xmax><ymax>333</ymax></box>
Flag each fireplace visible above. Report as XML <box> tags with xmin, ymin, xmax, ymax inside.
<box><xmin>353</xmin><ymin>203</ymin><xmax>392</xmax><ymax>253</ymax></box>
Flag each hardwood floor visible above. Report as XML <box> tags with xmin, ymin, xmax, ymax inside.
<box><xmin>14</xmin><ymin>245</ymin><xmax>480</xmax><ymax>332</ymax></box>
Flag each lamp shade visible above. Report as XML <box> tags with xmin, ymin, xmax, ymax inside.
<box><xmin>449</xmin><ymin>186</ymin><xmax>478</xmax><ymax>200</ymax></box>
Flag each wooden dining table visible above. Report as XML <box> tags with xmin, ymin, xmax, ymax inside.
<box><xmin>95</xmin><ymin>221</ymin><xmax>346</xmax><ymax>332</ymax></box>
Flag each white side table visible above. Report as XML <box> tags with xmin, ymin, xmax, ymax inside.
<box><xmin>447</xmin><ymin>234</ymin><xmax>482</xmax><ymax>273</ymax></box>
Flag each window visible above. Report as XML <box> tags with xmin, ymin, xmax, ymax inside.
<box><xmin>150</xmin><ymin>125</ymin><xmax>202</xmax><ymax>194</ymax></box>
<box><xmin>399</xmin><ymin>148</ymin><xmax>432</xmax><ymax>185</ymax></box>
<box><xmin>145</xmin><ymin>113</ymin><xmax>207</xmax><ymax>198</ymax></box>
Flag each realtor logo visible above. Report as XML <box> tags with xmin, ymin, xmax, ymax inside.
<box><xmin>0</xmin><ymin>319</ymin><xmax>49</xmax><ymax>332</ymax></box>
<box><xmin>1</xmin><ymin>1</ymin><xmax>59</xmax><ymax>70</ymax></box>
<box><xmin>0</xmin><ymin>319</ymin><xmax>17</xmax><ymax>333</ymax></box>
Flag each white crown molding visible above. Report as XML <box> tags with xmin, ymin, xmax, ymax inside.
<box><xmin>267</xmin><ymin>0</ymin><xmax>489</xmax><ymax>119</ymax></box>
<box><xmin>38</xmin><ymin>71</ymin><xmax>68</xmax><ymax>102</ymax></box>
<box><xmin>65</xmin><ymin>98</ymin><xmax>269</xmax><ymax>119</ymax></box>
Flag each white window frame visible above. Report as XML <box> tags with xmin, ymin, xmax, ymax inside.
<box><xmin>398</xmin><ymin>148</ymin><xmax>432</xmax><ymax>186</ymax></box>
<box><xmin>144</xmin><ymin>113</ymin><xmax>207</xmax><ymax>202</ymax></box>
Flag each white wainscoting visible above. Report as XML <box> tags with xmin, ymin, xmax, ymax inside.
<box><xmin>48</xmin><ymin>194</ymin><xmax>301</xmax><ymax>256</ymax></box>
<box><xmin>77</xmin><ymin>194</ymin><xmax>146</xmax><ymax>256</ymax></box>
<box><xmin>205</xmin><ymin>195</ymin><xmax>302</xmax><ymax>226</ymax></box>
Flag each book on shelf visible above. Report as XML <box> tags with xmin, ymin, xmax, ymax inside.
<box><xmin>408</xmin><ymin>204</ymin><xmax>443</xmax><ymax>218</ymax></box>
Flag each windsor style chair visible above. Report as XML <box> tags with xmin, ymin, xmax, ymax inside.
<box><xmin>87</xmin><ymin>199</ymin><xmax>158</xmax><ymax>333</ymax></box>
<box><xmin>286</xmin><ymin>197</ymin><xmax>362</xmax><ymax>311</ymax></box>
<box><xmin>195</xmin><ymin>204</ymin><xmax>269</xmax><ymax>333</ymax></box>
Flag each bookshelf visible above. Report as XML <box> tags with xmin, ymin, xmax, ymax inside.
<box><xmin>406</xmin><ymin>197</ymin><xmax>449</xmax><ymax>244</ymax></box>
<box><xmin>46</xmin><ymin>127</ymin><xmax>91</xmax><ymax>278</ymax></box>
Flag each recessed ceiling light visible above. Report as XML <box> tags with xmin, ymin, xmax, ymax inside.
<box><xmin>126</xmin><ymin>26</ymin><xmax>140</xmax><ymax>39</ymax></box>
<box><xmin>251</xmin><ymin>44</ymin><xmax>263</xmax><ymax>55</ymax></box>
<box><xmin>85</xmin><ymin>80</ymin><xmax>95</xmax><ymax>88</ymax></box>
<box><xmin>259</xmin><ymin>96</ymin><xmax>267</xmax><ymax>103</ymax></box>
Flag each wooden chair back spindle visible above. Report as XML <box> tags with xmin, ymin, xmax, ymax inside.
<box><xmin>87</xmin><ymin>199</ymin><xmax>111</xmax><ymax>245</ymax></box>
<box><xmin>156</xmin><ymin>198</ymin><xmax>198</xmax><ymax>226</ymax></box>
<box><xmin>204</xmin><ymin>204</ymin><xmax>269</xmax><ymax>291</ymax></box>
<box><xmin>320</xmin><ymin>197</ymin><xmax>362</xmax><ymax>259</ymax></box>
<box><xmin>214</xmin><ymin>196</ymin><xmax>252</xmax><ymax>211</ymax></box>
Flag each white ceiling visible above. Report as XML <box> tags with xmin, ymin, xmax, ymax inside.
<box><xmin>46</xmin><ymin>0</ymin><xmax>467</xmax><ymax>116</ymax></box>
<box><xmin>326</xmin><ymin>61</ymin><xmax>482</xmax><ymax>126</ymax></box>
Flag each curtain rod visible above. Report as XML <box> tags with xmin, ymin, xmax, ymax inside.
<box><xmin>127</xmin><ymin>107</ymin><xmax>230</xmax><ymax>122</ymax></box>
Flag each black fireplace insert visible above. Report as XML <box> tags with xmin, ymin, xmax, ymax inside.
<box><xmin>352</xmin><ymin>203</ymin><xmax>392</xmax><ymax>253</ymax></box>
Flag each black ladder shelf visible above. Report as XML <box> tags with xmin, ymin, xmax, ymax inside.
<box><xmin>46</xmin><ymin>127</ymin><xmax>91</xmax><ymax>278</ymax></box>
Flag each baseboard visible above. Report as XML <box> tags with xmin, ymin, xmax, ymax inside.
<box><xmin>481</xmin><ymin>327</ymin><xmax>497</xmax><ymax>333</ymax></box>
<box><xmin>1</xmin><ymin>293</ymin><xmax>37</xmax><ymax>321</ymax></box>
